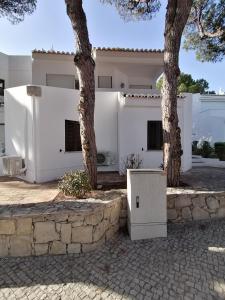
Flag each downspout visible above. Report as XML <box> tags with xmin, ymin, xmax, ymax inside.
<box><xmin>27</xmin><ymin>86</ymin><xmax>42</xmax><ymax>183</ymax></box>
<box><xmin>32</xmin><ymin>95</ymin><xmax>38</xmax><ymax>183</ymax></box>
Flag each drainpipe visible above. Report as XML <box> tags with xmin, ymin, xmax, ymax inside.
<box><xmin>27</xmin><ymin>86</ymin><xmax>42</xmax><ymax>183</ymax></box>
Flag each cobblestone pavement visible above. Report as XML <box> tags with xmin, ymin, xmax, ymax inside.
<box><xmin>1</xmin><ymin>219</ymin><xmax>225</xmax><ymax>300</ymax></box>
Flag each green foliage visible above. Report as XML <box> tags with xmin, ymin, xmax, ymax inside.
<box><xmin>201</xmin><ymin>141</ymin><xmax>213</xmax><ymax>158</ymax></box>
<box><xmin>157</xmin><ymin>72</ymin><xmax>209</xmax><ymax>94</ymax></box>
<box><xmin>58</xmin><ymin>170</ymin><xmax>91</xmax><ymax>198</ymax></box>
<box><xmin>0</xmin><ymin>0</ymin><xmax>36</xmax><ymax>23</ymax></box>
<box><xmin>184</xmin><ymin>0</ymin><xmax>225</xmax><ymax>62</ymax></box>
<box><xmin>100</xmin><ymin>0</ymin><xmax>161</xmax><ymax>21</ymax></box>
<box><xmin>215</xmin><ymin>142</ymin><xmax>225</xmax><ymax>161</ymax></box>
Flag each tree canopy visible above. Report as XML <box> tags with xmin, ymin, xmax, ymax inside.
<box><xmin>100</xmin><ymin>0</ymin><xmax>161</xmax><ymax>21</ymax></box>
<box><xmin>0</xmin><ymin>0</ymin><xmax>37</xmax><ymax>23</ymax></box>
<box><xmin>157</xmin><ymin>72</ymin><xmax>209</xmax><ymax>94</ymax></box>
<box><xmin>184</xmin><ymin>0</ymin><xmax>225</xmax><ymax>62</ymax></box>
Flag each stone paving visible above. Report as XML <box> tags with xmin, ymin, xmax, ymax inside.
<box><xmin>1</xmin><ymin>219</ymin><xmax>225</xmax><ymax>299</ymax></box>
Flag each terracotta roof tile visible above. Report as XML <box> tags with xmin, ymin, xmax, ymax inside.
<box><xmin>32</xmin><ymin>47</ymin><xmax>163</xmax><ymax>55</ymax></box>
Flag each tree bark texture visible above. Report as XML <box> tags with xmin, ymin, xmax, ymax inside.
<box><xmin>65</xmin><ymin>0</ymin><xmax>97</xmax><ymax>188</ymax></box>
<box><xmin>162</xmin><ymin>0</ymin><xmax>193</xmax><ymax>187</ymax></box>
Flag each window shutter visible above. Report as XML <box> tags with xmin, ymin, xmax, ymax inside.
<box><xmin>65</xmin><ymin>120</ymin><xmax>82</xmax><ymax>152</ymax></box>
<box><xmin>147</xmin><ymin>121</ymin><xmax>163</xmax><ymax>150</ymax></box>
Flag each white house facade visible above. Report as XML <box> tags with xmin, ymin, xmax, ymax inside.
<box><xmin>2</xmin><ymin>48</ymin><xmax>192</xmax><ymax>183</ymax></box>
<box><xmin>193</xmin><ymin>93</ymin><xmax>225</xmax><ymax>143</ymax></box>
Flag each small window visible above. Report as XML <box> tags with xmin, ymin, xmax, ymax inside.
<box><xmin>65</xmin><ymin>120</ymin><xmax>82</xmax><ymax>152</ymax></box>
<box><xmin>0</xmin><ymin>79</ymin><xmax>5</xmax><ymax>96</ymax></box>
<box><xmin>98</xmin><ymin>76</ymin><xmax>112</xmax><ymax>88</ymax></box>
<box><xmin>147</xmin><ymin>121</ymin><xmax>163</xmax><ymax>150</ymax></box>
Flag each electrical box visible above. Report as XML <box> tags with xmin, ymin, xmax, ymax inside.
<box><xmin>127</xmin><ymin>169</ymin><xmax>167</xmax><ymax>240</ymax></box>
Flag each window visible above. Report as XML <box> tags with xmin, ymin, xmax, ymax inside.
<box><xmin>46</xmin><ymin>74</ymin><xmax>75</xmax><ymax>89</ymax></box>
<box><xmin>65</xmin><ymin>120</ymin><xmax>82</xmax><ymax>152</ymax></box>
<box><xmin>98</xmin><ymin>76</ymin><xmax>112</xmax><ymax>88</ymax></box>
<box><xmin>0</xmin><ymin>79</ymin><xmax>5</xmax><ymax>96</ymax></box>
<box><xmin>147</xmin><ymin>121</ymin><xmax>163</xmax><ymax>150</ymax></box>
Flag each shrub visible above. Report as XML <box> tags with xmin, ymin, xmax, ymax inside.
<box><xmin>121</xmin><ymin>153</ymin><xmax>142</xmax><ymax>175</ymax></box>
<box><xmin>58</xmin><ymin>170</ymin><xmax>91</xmax><ymax>198</ymax></box>
<box><xmin>201</xmin><ymin>141</ymin><xmax>213</xmax><ymax>158</ymax></box>
<box><xmin>192</xmin><ymin>140</ymin><xmax>200</xmax><ymax>155</ymax></box>
<box><xmin>215</xmin><ymin>142</ymin><xmax>225</xmax><ymax>161</ymax></box>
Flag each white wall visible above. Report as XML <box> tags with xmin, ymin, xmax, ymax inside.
<box><xmin>118</xmin><ymin>94</ymin><xmax>192</xmax><ymax>173</ymax></box>
<box><xmin>193</xmin><ymin>94</ymin><xmax>225</xmax><ymax>143</ymax></box>
<box><xmin>32</xmin><ymin>53</ymin><xmax>77</xmax><ymax>86</ymax></box>
<box><xmin>5</xmin><ymin>86</ymin><xmax>119</xmax><ymax>182</ymax></box>
<box><xmin>5</xmin><ymin>86</ymin><xmax>35</xmax><ymax>182</ymax></box>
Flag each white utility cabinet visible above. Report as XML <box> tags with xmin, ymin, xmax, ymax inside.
<box><xmin>127</xmin><ymin>169</ymin><xmax>167</xmax><ymax>240</ymax></box>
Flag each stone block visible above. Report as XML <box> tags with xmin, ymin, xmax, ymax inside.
<box><xmin>0</xmin><ymin>236</ymin><xmax>9</xmax><ymax>257</ymax></box>
<box><xmin>192</xmin><ymin>196</ymin><xmax>206</xmax><ymax>208</ymax></box>
<box><xmin>219</xmin><ymin>197</ymin><xmax>225</xmax><ymax>208</ymax></box>
<box><xmin>104</xmin><ymin>206</ymin><xmax>111</xmax><ymax>219</ymax></box>
<box><xmin>110</xmin><ymin>204</ymin><xmax>121</xmax><ymax>224</ymax></box>
<box><xmin>167</xmin><ymin>209</ymin><xmax>177</xmax><ymax>220</ymax></box>
<box><xmin>70</xmin><ymin>215</ymin><xmax>84</xmax><ymax>226</ymax></box>
<box><xmin>72</xmin><ymin>226</ymin><xmax>93</xmax><ymax>243</ymax></box>
<box><xmin>47</xmin><ymin>214</ymin><xmax>68</xmax><ymax>222</ymax></box>
<box><xmin>217</xmin><ymin>208</ymin><xmax>225</xmax><ymax>218</ymax></box>
<box><xmin>56</xmin><ymin>223</ymin><xmax>61</xmax><ymax>233</ymax></box>
<box><xmin>34</xmin><ymin>221</ymin><xmax>59</xmax><ymax>243</ymax></box>
<box><xmin>0</xmin><ymin>220</ymin><xmax>16</xmax><ymax>235</ymax></box>
<box><xmin>68</xmin><ymin>243</ymin><xmax>81</xmax><ymax>254</ymax></box>
<box><xmin>192</xmin><ymin>207</ymin><xmax>209</xmax><ymax>221</ymax></box>
<box><xmin>167</xmin><ymin>197</ymin><xmax>175</xmax><ymax>209</ymax></box>
<box><xmin>93</xmin><ymin>220</ymin><xmax>109</xmax><ymax>242</ymax></box>
<box><xmin>182</xmin><ymin>207</ymin><xmax>192</xmax><ymax>220</ymax></box>
<box><xmin>34</xmin><ymin>243</ymin><xmax>49</xmax><ymax>256</ymax></box>
<box><xmin>206</xmin><ymin>197</ymin><xmax>219</xmax><ymax>210</ymax></box>
<box><xmin>175</xmin><ymin>196</ymin><xmax>192</xmax><ymax>209</ymax></box>
<box><xmin>61</xmin><ymin>224</ymin><xmax>71</xmax><ymax>244</ymax></box>
<box><xmin>82</xmin><ymin>236</ymin><xmax>105</xmax><ymax>253</ymax></box>
<box><xmin>50</xmin><ymin>241</ymin><xmax>66</xmax><ymax>255</ymax></box>
<box><xmin>85</xmin><ymin>211</ymin><xmax>103</xmax><ymax>226</ymax></box>
<box><xmin>10</xmin><ymin>236</ymin><xmax>32</xmax><ymax>256</ymax></box>
<box><xmin>16</xmin><ymin>218</ymin><xmax>32</xmax><ymax>235</ymax></box>
<box><xmin>120</xmin><ymin>210</ymin><xmax>127</xmax><ymax>218</ymax></box>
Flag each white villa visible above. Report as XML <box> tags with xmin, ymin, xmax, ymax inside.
<box><xmin>193</xmin><ymin>93</ymin><xmax>225</xmax><ymax>144</ymax></box>
<box><xmin>0</xmin><ymin>48</ymin><xmax>192</xmax><ymax>183</ymax></box>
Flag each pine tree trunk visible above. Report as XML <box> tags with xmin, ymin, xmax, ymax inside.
<box><xmin>65</xmin><ymin>0</ymin><xmax>97</xmax><ymax>189</ymax></box>
<box><xmin>162</xmin><ymin>0</ymin><xmax>193</xmax><ymax>187</ymax></box>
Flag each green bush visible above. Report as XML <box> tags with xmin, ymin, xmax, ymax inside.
<box><xmin>58</xmin><ymin>170</ymin><xmax>91</xmax><ymax>198</ymax></box>
<box><xmin>192</xmin><ymin>140</ymin><xmax>200</xmax><ymax>155</ymax></box>
<box><xmin>201</xmin><ymin>141</ymin><xmax>213</xmax><ymax>158</ymax></box>
<box><xmin>215</xmin><ymin>142</ymin><xmax>225</xmax><ymax>161</ymax></box>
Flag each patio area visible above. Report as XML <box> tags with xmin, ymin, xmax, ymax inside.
<box><xmin>1</xmin><ymin>218</ymin><xmax>225</xmax><ymax>299</ymax></box>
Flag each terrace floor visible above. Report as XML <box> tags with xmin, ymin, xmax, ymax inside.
<box><xmin>0</xmin><ymin>167</ymin><xmax>224</xmax><ymax>206</ymax></box>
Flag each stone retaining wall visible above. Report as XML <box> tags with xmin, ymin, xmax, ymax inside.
<box><xmin>167</xmin><ymin>190</ymin><xmax>225</xmax><ymax>223</ymax></box>
<box><xmin>0</xmin><ymin>192</ymin><xmax>127</xmax><ymax>257</ymax></box>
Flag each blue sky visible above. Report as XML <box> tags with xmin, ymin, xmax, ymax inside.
<box><xmin>0</xmin><ymin>0</ymin><xmax>224</xmax><ymax>91</ymax></box>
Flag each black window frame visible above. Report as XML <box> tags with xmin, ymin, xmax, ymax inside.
<box><xmin>147</xmin><ymin>121</ymin><xmax>163</xmax><ymax>151</ymax></box>
<box><xmin>65</xmin><ymin>120</ymin><xmax>82</xmax><ymax>152</ymax></box>
<box><xmin>0</xmin><ymin>79</ymin><xmax>5</xmax><ymax>96</ymax></box>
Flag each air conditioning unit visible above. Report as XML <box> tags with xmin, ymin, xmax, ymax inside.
<box><xmin>2</xmin><ymin>156</ymin><xmax>24</xmax><ymax>176</ymax></box>
<box><xmin>97</xmin><ymin>152</ymin><xmax>114</xmax><ymax>166</ymax></box>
